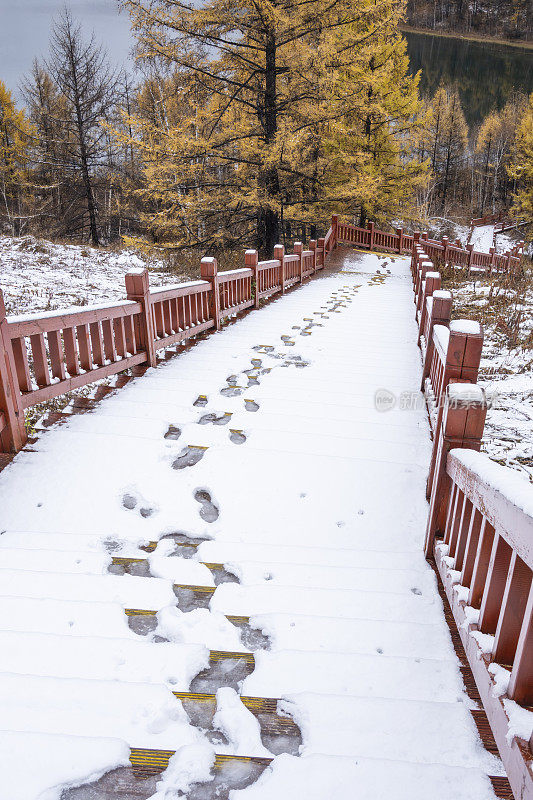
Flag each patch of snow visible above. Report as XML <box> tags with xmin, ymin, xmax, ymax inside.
<box><xmin>213</xmin><ymin>687</ymin><xmax>272</xmax><ymax>756</ymax></box>
<box><xmin>148</xmin><ymin>742</ymin><xmax>215</xmax><ymax>799</ymax></box>
<box><xmin>471</xmin><ymin>631</ymin><xmax>495</xmax><ymax>656</ymax></box>
<box><xmin>450</xmin><ymin>319</ymin><xmax>482</xmax><ymax>335</ymax></box>
<box><xmin>502</xmin><ymin>698</ymin><xmax>533</xmax><ymax>745</ymax></box>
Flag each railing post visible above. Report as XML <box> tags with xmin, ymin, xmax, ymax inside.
<box><xmin>424</xmin><ymin>384</ymin><xmax>487</xmax><ymax>558</ymax></box>
<box><xmin>309</xmin><ymin>239</ymin><xmax>317</xmax><ymax>273</ymax></box>
<box><xmin>506</xmin><ymin>250</ymin><xmax>512</xmax><ymax>274</ymax></box>
<box><xmin>273</xmin><ymin>244</ymin><xmax>285</xmax><ymax>293</ymax></box>
<box><xmin>331</xmin><ymin>214</ymin><xmax>338</xmax><ymax>248</ymax></box>
<box><xmin>466</xmin><ymin>243</ymin><xmax>474</xmax><ymax>273</ymax></box>
<box><xmin>125</xmin><ymin>268</ymin><xmax>157</xmax><ymax>367</ymax></box>
<box><xmin>396</xmin><ymin>227</ymin><xmax>403</xmax><ymax>253</ymax></box>
<box><xmin>317</xmin><ymin>237</ymin><xmax>325</xmax><ymax>270</ymax></box>
<box><xmin>368</xmin><ymin>221</ymin><xmax>375</xmax><ymax>250</ymax></box>
<box><xmin>200</xmin><ymin>257</ymin><xmax>221</xmax><ymax>331</ymax></box>
<box><xmin>421</xmin><ymin>290</ymin><xmax>452</xmax><ymax>384</ymax></box>
<box><xmin>489</xmin><ymin>247</ymin><xmax>496</xmax><ymax>273</ymax></box>
<box><xmin>245</xmin><ymin>249</ymin><xmax>260</xmax><ymax>309</ymax></box>
<box><xmin>294</xmin><ymin>241</ymin><xmax>304</xmax><ymax>283</ymax></box>
<box><xmin>442</xmin><ymin>236</ymin><xmax>449</xmax><ymax>268</ymax></box>
<box><xmin>0</xmin><ymin>288</ymin><xmax>27</xmax><ymax>453</ymax></box>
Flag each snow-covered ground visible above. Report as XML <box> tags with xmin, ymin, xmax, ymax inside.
<box><xmin>0</xmin><ymin>235</ymin><xmax>181</xmax><ymax>316</ymax></box>
<box><xmin>451</xmin><ymin>278</ymin><xmax>533</xmax><ymax>481</ymax></box>
<box><xmin>0</xmin><ymin>250</ymin><xmax>504</xmax><ymax>799</ymax></box>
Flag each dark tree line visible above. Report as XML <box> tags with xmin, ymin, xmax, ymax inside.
<box><xmin>406</xmin><ymin>0</ymin><xmax>533</xmax><ymax>41</ymax></box>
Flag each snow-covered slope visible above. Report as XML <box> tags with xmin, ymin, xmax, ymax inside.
<box><xmin>0</xmin><ymin>235</ymin><xmax>181</xmax><ymax>316</ymax></box>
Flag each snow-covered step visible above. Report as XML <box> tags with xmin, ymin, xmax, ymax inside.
<box><xmin>0</xmin><ymin>549</ymin><xmax>214</xmax><ymax>585</ymax></box>
<box><xmin>0</xmin><ymin>631</ymin><xmax>207</xmax><ymax>687</ymax></box>
<box><xmin>0</xmin><ymin>731</ymin><xmax>129</xmax><ymax>800</ymax></box>
<box><xmin>209</xmin><ymin>582</ymin><xmax>443</xmax><ymax>624</ymax></box>
<box><xmin>0</xmin><ymin>672</ymin><xmax>202</xmax><ymax>751</ymax></box>
<box><xmin>196</xmin><ymin>540</ymin><xmax>428</xmax><ymax>571</ymax></box>
<box><xmin>281</xmin><ymin>692</ymin><xmax>499</xmax><ymax>773</ymax></box>
<box><xmin>0</xmin><ymin>568</ymin><xmax>175</xmax><ymax>607</ymax></box>
<box><xmin>0</xmin><ymin>596</ymin><xmax>140</xmax><ymax>639</ymax></box>
<box><xmin>216</xmin><ymin>560</ymin><xmax>437</xmax><ymax>595</ymax></box>
<box><xmin>243</xmin><ymin>649</ymin><xmax>465</xmax><ymax>704</ymax></box>
<box><xmin>230</xmin><ymin>752</ymin><xmax>501</xmax><ymax>800</ymax></box>
<box><xmin>156</xmin><ymin>605</ymin><xmax>456</xmax><ymax>661</ymax></box>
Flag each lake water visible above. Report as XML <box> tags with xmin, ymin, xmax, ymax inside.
<box><xmin>404</xmin><ymin>30</ymin><xmax>533</xmax><ymax>128</ymax></box>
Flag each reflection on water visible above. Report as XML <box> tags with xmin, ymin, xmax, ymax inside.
<box><xmin>405</xmin><ymin>30</ymin><xmax>533</xmax><ymax>127</ymax></box>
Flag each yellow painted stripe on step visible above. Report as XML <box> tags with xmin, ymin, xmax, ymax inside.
<box><xmin>174</xmin><ymin>584</ymin><xmax>216</xmax><ymax>595</ymax></box>
<box><xmin>130</xmin><ymin>749</ymin><xmax>272</xmax><ymax>774</ymax></box>
<box><xmin>202</xmin><ymin>562</ymin><xmax>225</xmax><ymax>570</ymax></box>
<box><xmin>214</xmin><ymin>754</ymin><xmax>273</xmax><ymax>767</ymax></box>
<box><xmin>225</xmin><ymin>615</ymin><xmax>250</xmax><ymax>625</ymax></box>
<box><xmin>209</xmin><ymin>650</ymin><xmax>255</xmax><ymax>666</ymax></box>
<box><xmin>172</xmin><ymin>692</ymin><xmax>279</xmax><ymax>715</ymax></box>
<box><xmin>111</xmin><ymin>557</ymin><xmax>147</xmax><ymax>566</ymax></box>
<box><xmin>124</xmin><ymin>608</ymin><xmax>157</xmax><ymax>616</ymax></box>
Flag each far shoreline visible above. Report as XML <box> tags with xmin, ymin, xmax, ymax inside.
<box><xmin>399</xmin><ymin>24</ymin><xmax>533</xmax><ymax>52</ymax></box>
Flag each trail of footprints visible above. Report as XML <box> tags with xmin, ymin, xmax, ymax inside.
<box><xmin>85</xmin><ymin>272</ymin><xmax>385</xmax><ymax>798</ymax></box>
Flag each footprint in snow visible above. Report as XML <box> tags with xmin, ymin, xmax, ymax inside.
<box><xmin>164</xmin><ymin>424</ymin><xmax>181</xmax><ymax>440</ymax></box>
<box><xmin>172</xmin><ymin>446</ymin><xmax>207</xmax><ymax>470</ymax></box>
<box><xmin>229</xmin><ymin>429</ymin><xmax>246</xmax><ymax>445</ymax></box>
<box><xmin>244</xmin><ymin>399</ymin><xmax>259</xmax><ymax>412</ymax></box>
<box><xmin>193</xmin><ymin>395</ymin><xmax>208</xmax><ymax>407</ymax></box>
<box><xmin>122</xmin><ymin>493</ymin><xmax>156</xmax><ymax>519</ymax></box>
<box><xmin>194</xmin><ymin>489</ymin><xmax>219</xmax><ymax>522</ymax></box>
<box><xmin>220</xmin><ymin>386</ymin><xmax>243</xmax><ymax>397</ymax></box>
<box><xmin>199</xmin><ymin>412</ymin><xmax>231</xmax><ymax>426</ymax></box>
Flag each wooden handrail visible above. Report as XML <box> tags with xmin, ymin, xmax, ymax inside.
<box><xmin>447</xmin><ymin>449</ymin><xmax>533</xmax><ymax>571</ymax></box>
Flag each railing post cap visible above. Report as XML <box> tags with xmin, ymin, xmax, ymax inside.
<box><xmin>125</xmin><ymin>267</ymin><xmax>149</xmax><ymax>296</ymax></box>
<box><xmin>200</xmin><ymin>256</ymin><xmax>218</xmax><ymax>278</ymax></box>
<box><xmin>245</xmin><ymin>249</ymin><xmax>257</xmax><ymax>255</ymax></box>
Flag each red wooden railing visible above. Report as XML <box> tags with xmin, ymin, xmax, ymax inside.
<box><xmin>416</xmin><ymin>235</ymin><xmax>533</xmax><ymax>799</ymax></box>
<box><xmin>337</xmin><ymin>220</ymin><xmax>521</xmax><ymax>274</ymax></box>
<box><xmin>0</xmin><ymin>227</ymin><xmax>334</xmax><ymax>455</ymax></box>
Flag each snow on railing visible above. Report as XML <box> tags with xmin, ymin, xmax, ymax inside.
<box><xmin>0</xmin><ymin>223</ymin><xmax>335</xmax><ymax>454</ymax></box>
<box><xmin>415</xmin><ymin>237</ymin><xmax>533</xmax><ymax>799</ymax></box>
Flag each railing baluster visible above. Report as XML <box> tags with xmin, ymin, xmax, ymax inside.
<box><xmin>11</xmin><ymin>337</ymin><xmax>32</xmax><ymax>391</ymax></box>
<box><xmin>63</xmin><ymin>328</ymin><xmax>80</xmax><ymax>375</ymax></box>
<box><xmin>492</xmin><ymin>553</ymin><xmax>531</xmax><ymax>665</ymax></box>
<box><xmin>478</xmin><ymin>534</ymin><xmax>513</xmax><ymax>634</ymax></box>
<box><xmin>89</xmin><ymin>322</ymin><xmax>105</xmax><ymax>367</ymax></box>
<box><xmin>76</xmin><ymin>324</ymin><xmax>93</xmax><ymax>371</ymax></box>
<box><xmin>48</xmin><ymin>330</ymin><xmax>66</xmax><ymax>381</ymax></box>
<box><xmin>29</xmin><ymin>333</ymin><xmax>50</xmax><ymax>388</ymax></box>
